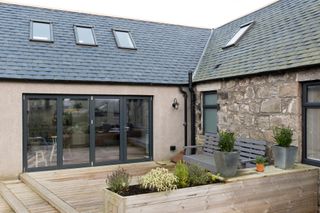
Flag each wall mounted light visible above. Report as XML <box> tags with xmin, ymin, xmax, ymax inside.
<box><xmin>172</xmin><ymin>98</ymin><xmax>179</xmax><ymax>110</ymax></box>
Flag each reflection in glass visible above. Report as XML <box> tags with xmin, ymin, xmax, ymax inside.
<box><xmin>95</xmin><ymin>99</ymin><xmax>120</xmax><ymax>162</ymax></box>
<box><xmin>27</xmin><ymin>99</ymin><xmax>57</xmax><ymax>168</ymax></box>
<box><xmin>204</xmin><ymin>93</ymin><xmax>217</xmax><ymax>105</ymax></box>
<box><xmin>32</xmin><ymin>22</ymin><xmax>51</xmax><ymax>41</ymax></box>
<box><xmin>63</xmin><ymin>99</ymin><xmax>90</xmax><ymax>165</ymax></box>
<box><xmin>307</xmin><ymin>109</ymin><xmax>320</xmax><ymax>161</ymax></box>
<box><xmin>308</xmin><ymin>85</ymin><xmax>320</xmax><ymax>103</ymax></box>
<box><xmin>204</xmin><ymin>108</ymin><xmax>217</xmax><ymax>133</ymax></box>
<box><xmin>114</xmin><ymin>30</ymin><xmax>135</xmax><ymax>48</ymax></box>
<box><xmin>75</xmin><ymin>27</ymin><xmax>96</xmax><ymax>45</ymax></box>
<box><xmin>126</xmin><ymin>99</ymin><xmax>150</xmax><ymax>160</ymax></box>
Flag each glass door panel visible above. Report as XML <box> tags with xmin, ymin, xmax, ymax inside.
<box><xmin>27</xmin><ymin>98</ymin><xmax>57</xmax><ymax>168</ymax></box>
<box><xmin>95</xmin><ymin>99</ymin><xmax>120</xmax><ymax>162</ymax></box>
<box><xmin>126</xmin><ymin>99</ymin><xmax>150</xmax><ymax>160</ymax></box>
<box><xmin>306</xmin><ymin>108</ymin><xmax>320</xmax><ymax>161</ymax></box>
<box><xmin>62</xmin><ymin>98</ymin><xmax>90</xmax><ymax>165</ymax></box>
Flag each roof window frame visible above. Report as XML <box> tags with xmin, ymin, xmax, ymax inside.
<box><xmin>223</xmin><ymin>21</ymin><xmax>255</xmax><ymax>49</ymax></box>
<box><xmin>112</xmin><ymin>29</ymin><xmax>137</xmax><ymax>50</ymax></box>
<box><xmin>74</xmin><ymin>25</ymin><xmax>98</xmax><ymax>46</ymax></box>
<box><xmin>29</xmin><ymin>20</ymin><xmax>54</xmax><ymax>43</ymax></box>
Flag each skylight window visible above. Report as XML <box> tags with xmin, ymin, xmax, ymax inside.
<box><xmin>30</xmin><ymin>21</ymin><xmax>53</xmax><ymax>42</ymax></box>
<box><xmin>74</xmin><ymin>25</ymin><xmax>97</xmax><ymax>46</ymax></box>
<box><xmin>113</xmin><ymin>29</ymin><xmax>136</xmax><ymax>49</ymax></box>
<box><xmin>224</xmin><ymin>21</ymin><xmax>254</xmax><ymax>48</ymax></box>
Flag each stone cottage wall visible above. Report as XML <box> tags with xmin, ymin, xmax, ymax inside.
<box><xmin>218</xmin><ymin>72</ymin><xmax>301</xmax><ymax>159</ymax></box>
<box><xmin>195</xmin><ymin>67</ymin><xmax>320</xmax><ymax>161</ymax></box>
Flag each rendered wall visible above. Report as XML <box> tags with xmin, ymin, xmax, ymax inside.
<box><xmin>0</xmin><ymin>81</ymin><xmax>188</xmax><ymax>179</ymax></box>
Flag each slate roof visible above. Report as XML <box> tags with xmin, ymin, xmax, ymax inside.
<box><xmin>194</xmin><ymin>0</ymin><xmax>320</xmax><ymax>82</ymax></box>
<box><xmin>0</xmin><ymin>3</ymin><xmax>210</xmax><ymax>85</ymax></box>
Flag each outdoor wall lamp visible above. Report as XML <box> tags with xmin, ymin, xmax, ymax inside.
<box><xmin>172</xmin><ymin>98</ymin><xmax>179</xmax><ymax>110</ymax></box>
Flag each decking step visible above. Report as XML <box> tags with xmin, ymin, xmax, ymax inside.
<box><xmin>0</xmin><ymin>180</ymin><xmax>58</xmax><ymax>213</ymax></box>
<box><xmin>0</xmin><ymin>194</ymin><xmax>14</xmax><ymax>213</ymax></box>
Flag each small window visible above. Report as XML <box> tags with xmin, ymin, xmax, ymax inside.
<box><xmin>113</xmin><ymin>29</ymin><xmax>136</xmax><ymax>49</ymax></box>
<box><xmin>203</xmin><ymin>92</ymin><xmax>218</xmax><ymax>134</ymax></box>
<box><xmin>74</xmin><ymin>26</ymin><xmax>97</xmax><ymax>46</ymax></box>
<box><xmin>224</xmin><ymin>21</ymin><xmax>254</xmax><ymax>48</ymax></box>
<box><xmin>30</xmin><ymin>21</ymin><xmax>53</xmax><ymax>42</ymax></box>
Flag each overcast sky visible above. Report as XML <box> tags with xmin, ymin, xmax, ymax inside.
<box><xmin>1</xmin><ymin>0</ymin><xmax>278</xmax><ymax>28</ymax></box>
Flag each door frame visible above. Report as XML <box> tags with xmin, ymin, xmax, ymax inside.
<box><xmin>302</xmin><ymin>81</ymin><xmax>320</xmax><ymax>166</ymax></box>
<box><xmin>23</xmin><ymin>94</ymin><xmax>153</xmax><ymax>172</ymax></box>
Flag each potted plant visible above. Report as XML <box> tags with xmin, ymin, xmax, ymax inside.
<box><xmin>272</xmin><ymin>127</ymin><xmax>297</xmax><ymax>169</ymax></box>
<box><xmin>214</xmin><ymin>131</ymin><xmax>239</xmax><ymax>177</ymax></box>
<box><xmin>255</xmin><ymin>156</ymin><xmax>266</xmax><ymax>172</ymax></box>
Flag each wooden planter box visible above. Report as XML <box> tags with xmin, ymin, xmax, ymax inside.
<box><xmin>104</xmin><ymin>165</ymin><xmax>319</xmax><ymax>213</ymax></box>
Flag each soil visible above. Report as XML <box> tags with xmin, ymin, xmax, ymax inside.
<box><xmin>117</xmin><ymin>185</ymin><xmax>156</xmax><ymax>196</ymax></box>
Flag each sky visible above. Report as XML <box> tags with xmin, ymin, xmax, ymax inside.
<box><xmin>1</xmin><ymin>0</ymin><xmax>278</xmax><ymax>28</ymax></box>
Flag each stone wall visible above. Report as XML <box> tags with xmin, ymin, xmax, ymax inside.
<box><xmin>195</xmin><ymin>67</ymin><xmax>320</xmax><ymax>161</ymax></box>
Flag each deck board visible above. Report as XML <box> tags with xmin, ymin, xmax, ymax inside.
<box><xmin>23</xmin><ymin>161</ymin><xmax>174</xmax><ymax>213</ymax></box>
<box><xmin>0</xmin><ymin>194</ymin><xmax>13</xmax><ymax>213</ymax></box>
<box><xmin>2</xmin><ymin>180</ymin><xmax>58</xmax><ymax>213</ymax></box>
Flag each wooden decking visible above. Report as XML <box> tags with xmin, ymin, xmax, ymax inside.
<box><xmin>0</xmin><ymin>194</ymin><xmax>13</xmax><ymax>213</ymax></box>
<box><xmin>19</xmin><ymin>161</ymin><xmax>173</xmax><ymax>213</ymax></box>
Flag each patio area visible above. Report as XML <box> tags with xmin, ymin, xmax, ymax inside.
<box><xmin>0</xmin><ymin>162</ymin><xmax>318</xmax><ymax>212</ymax></box>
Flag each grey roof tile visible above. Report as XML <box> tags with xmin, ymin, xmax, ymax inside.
<box><xmin>0</xmin><ymin>3</ymin><xmax>210</xmax><ymax>84</ymax></box>
<box><xmin>194</xmin><ymin>0</ymin><xmax>320</xmax><ymax>82</ymax></box>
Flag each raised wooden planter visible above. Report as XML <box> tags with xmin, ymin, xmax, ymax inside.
<box><xmin>104</xmin><ymin>164</ymin><xmax>319</xmax><ymax>213</ymax></box>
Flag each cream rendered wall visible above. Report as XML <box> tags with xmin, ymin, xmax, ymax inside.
<box><xmin>0</xmin><ymin>81</ymin><xmax>187</xmax><ymax>179</ymax></box>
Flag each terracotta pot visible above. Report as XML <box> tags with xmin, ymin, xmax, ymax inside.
<box><xmin>256</xmin><ymin>163</ymin><xmax>264</xmax><ymax>172</ymax></box>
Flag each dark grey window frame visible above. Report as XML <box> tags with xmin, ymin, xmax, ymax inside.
<box><xmin>74</xmin><ymin>25</ymin><xmax>98</xmax><ymax>46</ymax></box>
<box><xmin>112</xmin><ymin>29</ymin><xmax>137</xmax><ymax>50</ymax></box>
<box><xmin>223</xmin><ymin>21</ymin><xmax>254</xmax><ymax>49</ymax></box>
<box><xmin>29</xmin><ymin>20</ymin><xmax>54</xmax><ymax>43</ymax></box>
<box><xmin>302</xmin><ymin>82</ymin><xmax>320</xmax><ymax>167</ymax></box>
<box><xmin>23</xmin><ymin>94</ymin><xmax>153</xmax><ymax>172</ymax></box>
<box><xmin>202</xmin><ymin>91</ymin><xmax>218</xmax><ymax>134</ymax></box>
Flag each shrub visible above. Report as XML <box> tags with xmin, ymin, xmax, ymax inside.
<box><xmin>218</xmin><ymin>131</ymin><xmax>236</xmax><ymax>152</ymax></box>
<box><xmin>174</xmin><ymin>161</ymin><xmax>189</xmax><ymax>188</ymax></box>
<box><xmin>255</xmin><ymin>156</ymin><xmax>266</xmax><ymax>164</ymax></box>
<box><xmin>106</xmin><ymin>168</ymin><xmax>130</xmax><ymax>194</ymax></box>
<box><xmin>273</xmin><ymin>127</ymin><xmax>293</xmax><ymax>147</ymax></box>
<box><xmin>188</xmin><ymin>164</ymin><xmax>210</xmax><ymax>186</ymax></box>
<box><xmin>140</xmin><ymin>167</ymin><xmax>177</xmax><ymax>192</ymax></box>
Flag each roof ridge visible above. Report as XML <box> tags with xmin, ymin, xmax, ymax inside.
<box><xmin>214</xmin><ymin>0</ymin><xmax>280</xmax><ymax>30</ymax></box>
<box><xmin>0</xmin><ymin>1</ymin><xmax>210</xmax><ymax>30</ymax></box>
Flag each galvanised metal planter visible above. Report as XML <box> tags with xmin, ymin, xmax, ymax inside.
<box><xmin>272</xmin><ymin>145</ymin><xmax>297</xmax><ymax>169</ymax></box>
<box><xmin>214</xmin><ymin>151</ymin><xmax>239</xmax><ymax>177</ymax></box>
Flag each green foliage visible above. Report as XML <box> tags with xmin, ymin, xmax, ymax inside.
<box><xmin>208</xmin><ymin>173</ymin><xmax>225</xmax><ymax>183</ymax></box>
<box><xmin>140</xmin><ymin>167</ymin><xmax>178</xmax><ymax>192</ymax></box>
<box><xmin>255</xmin><ymin>156</ymin><xmax>266</xmax><ymax>164</ymax></box>
<box><xmin>273</xmin><ymin>127</ymin><xmax>293</xmax><ymax>147</ymax></box>
<box><xmin>174</xmin><ymin>161</ymin><xmax>189</xmax><ymax>188</ymax></box>
<box><xmin>218</xmin><ymin>131</ymin><xmax>236</xmax><ymax>152</ymax></box>
<box><xmin>187</xmin><ymin>164</ymin><xmax>210</xmax><ymax>186</ymax></box>
<box><xmin>106</xmin><ymin>168</ymin><xmax>130</xmax><ymax>194</ymax></box>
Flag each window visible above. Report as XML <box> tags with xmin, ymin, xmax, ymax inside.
<box><xmin>224</xmin><ymin>21</ymin><xmax>254</xmax><ymax>48</ymax></box>
<box><xmin>303</xmin><ymin>82</ymin><xmax>320</xmax><ymax>166</ymax></box>
<box><xmin>74</xmin><ymin>26</ymin><xmax>97</xmax><ymax>46</ymax></box>
<box><xmin>203</xmin><ymin>92</ymin><xmax>218</xmax><ymax>133</ymax></box>
<box><xmin>30</xmin><ymin>20</ymin><xmax>53</xmax><ymax>42</ymax></box>
<box><xmin>113</xmin><ymin>29</ymin><xmax>136</xmax><ymax>49</ymax></box>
